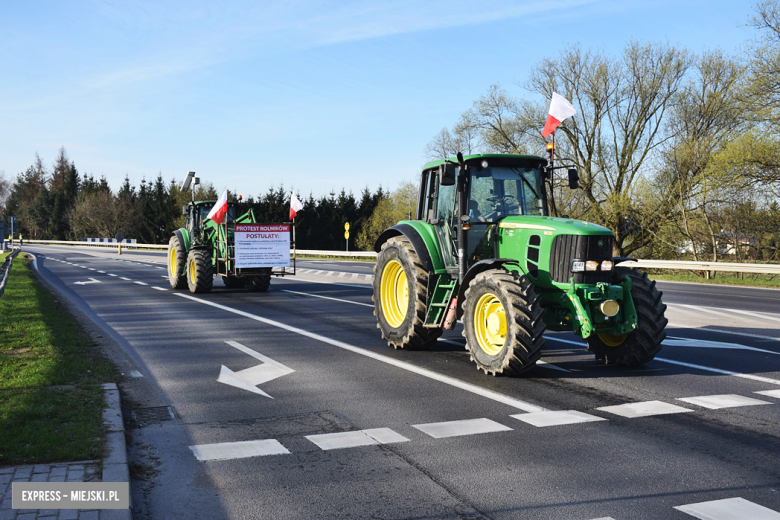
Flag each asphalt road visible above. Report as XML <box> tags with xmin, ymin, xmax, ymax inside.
<box><xmin>20</xmin><ymin>245</ymin><xmax>780</xmax><ymax>520</ymax></box>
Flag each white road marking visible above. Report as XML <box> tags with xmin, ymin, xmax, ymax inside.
<box><xmin>108</xmin><ymin>274</ymin><xmax>117</xmax><ymax>277</ymax></box>
<box><xmin>173</xmin><ymin>293</ymin><xmax>547</xmax><ymax>412</ymax></box>
<box><xmin>120</xmin><ymin>277</ymin><xmax>131</xmax><ymax>281</ymax></box>
<box><xmin>73</xmin><ymin>278</ymin><xmax>100</xmax><ymax>285</ymax></box>
<box><xmin>217</xmin><ymin>341</ymin><xmax>295</xmax><ymax>398</ymax></box>
<box><xmin>128</xmin><ymin>371</ymin><xmax>143</xmax><ymax>378</ymax></box>
<box><xmin>677</xmin><ymin>394</ymin><xmax>771</xmax><ymax>410</ymax></box>
<box><xmin>306</xmin><ymin>428</ymin><xmax>409</xmax><ymax>450</ymax></box>
<box><xmin>134</xmin><ymin>281</ymin><xmax>148</xmax><ymax>286</ymax></box>
<box><xmin>88</xmin><ymin>268</ymin><xmax>96</xmax><ymax>270</ymax></box>
<box><xmin>438</xmin><ymin>339</ymin><xmax>569</xmax><ymax>372</ymax></box>
<box><xmin>281</xmin><ymin>289</ymin><xmax>373</xmax><ymax>308</ymax></box>
<box><xmin>413</xmin><ymin>418</ymin><xmax>513</xmax><ymax>439</ymax></box>
<box><xmin>665</xmin><ymin>336</ymin><xmax>780</xmax><ymax>356</ymax></box>
<box><xmin>288</xmin><ymin>276</ymin><xmax>372</xmax><ymax>289</ymax></box>
<box><xmin>189</xmin><ymin>439</ymin><xmax>290</xmax><ymax>461</ymax></box>
<box><xmin>97</xmin><ymin>271</ymin><xmax>105</xmax><ymax>273</ymax></box>
<box><xmin>598</xmin><ymin>400</ymin><xmax>693</xmax><ymax>418</ymax></box>
<box><xmin>675</xmin><ymin>497</ymin><xmax>780</xmax><ymax>519</ymax></box>
<box><xmin>155</xmin><ymin>267</ymin><xmax>165</xmax><ymax>270</ymax></box>
<box><xmin>730</xmin><ymin>308</ymin><xmax>780</xmax><ymax>323</ymax></box>
<box><xmin>79</xmin><ymin>266</ymin><xmax>87</xmax><ymax>268</ymax></box>
<box><xmin>656</xmin><ymin>358</ymin><xmax>780</xmax><ymax>386</ymax></box>
<box><xmin>161</xmin><ymin>276</ymin><xmax>167</xmax><ymax>278</ymax></box>
<box><xmin>756</xmin><ymin>389</ymin><xmax>780</xmax><ymax>399</ymax></box>
<box><xmin>511</xmin><ymin>410</ymin><xmax>607</xmax><ymax>427</ymax></box>
<box><xmin>152</xmin><ymin>287</ymin><xmax>168</xmax><ymax>291</ymax></box>
<box><xmin>694</xmin><ymin>328</ymin><xmax>780</xmax><ymax>343</ymax></box>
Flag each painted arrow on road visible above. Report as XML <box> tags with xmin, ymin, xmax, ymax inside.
<box><xmin>73</xmin><ymin>278</ymin><xmax>101</xmax><ymax>285</ymax></box>
<box><xmin>217</xmin><ymin>340</ymin><xmax>294</xmax><ymax>398</ymax></box>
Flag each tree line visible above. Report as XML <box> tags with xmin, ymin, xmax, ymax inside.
<box><xmin>425</xmin><ymin>1</ymin><xmax>780</xmax><ymax>263</ymax></box>
<box><xmin>0</xmin><ymin>148</ymin><xmax>386</xmax><ymax>251</ymax></box>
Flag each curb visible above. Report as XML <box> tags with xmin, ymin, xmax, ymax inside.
<box><xmin>102</xmin><ymin>382</ymin><xmax>133</xmax><ymax>520</ymax></box>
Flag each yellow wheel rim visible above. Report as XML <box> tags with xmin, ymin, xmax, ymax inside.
<box><xmin>598</xmin><ymin>333</ymin><xmax>627</xmax><ymax>347</ymax></box>
<box><xmin>169</xmin><ymin>247</ymin><xmax>177</xmax><ymax>277</ymax></box>
<box><xmin>380</xmin><ymin>260</ymin><xmax>408</xmax><ymax>328</ymax></box>
<box><xmin>473</xmin><ymin>293</ymin><xmax>506</xmax><ymax>356</ymax></box>
<box><xmin>189</xmin><ymin>258</ymin><xmax>197</xmax><ymax>285</ymax></box>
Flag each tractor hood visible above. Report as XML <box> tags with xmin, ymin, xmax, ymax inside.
<box><xmin>497</xmin><ymin>215</ymin><xmax>613</xmax><ymax>236</ymax></box>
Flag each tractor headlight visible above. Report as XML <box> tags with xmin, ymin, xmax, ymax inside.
<box><xmin>600</xmin><ymin>300</ymin><xmax>620</xmax><ymax>317</ymax></box>
<box><xmin>601</xmin><ymin>260</ymin><xmax>614</xmax><ymax>271</ymax></box>
<box><xmin>571</xmin><ymin>261</ymin><xmax>585</xmax><ymax>272</ymax></box>
<box><xmin>585</xmin><ymin>260</ymin><xmax>599</xmax><ymax>271</ymax></box>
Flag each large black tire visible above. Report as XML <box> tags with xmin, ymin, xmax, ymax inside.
<box><xmin>245</xmin><ymin>269</ymin><xmax>271</xmax><ymax>292</ymax></box>
<box><xmin>586</xmin><ymin>267</ymin><xmax>667</xmax><ymax>365</ymax></box>
<box><xmin>372</xmin><ymin>236</ymin><xmax>442</xmax><ymax>350</ymax></box>
<box><xmin>462</xmin><ymin>269</ymin><xmax>545</xmax><ymax>375</ymax></box>
<box><xmin>186</xmin><ymin>249</ymin><xmax>213</xmax><ymax>294</ymax></box>
<box><xmin>167</xmin><ymin>236</ymin><xmax>187</xmax><ymax>289</ymax></box>
<box><xmin>221</xmin><ymin>275</ymin><xmax>245</xmax><ymax>288</ymax></box>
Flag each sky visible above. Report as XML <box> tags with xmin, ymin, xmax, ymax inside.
<box><xmin>0</xmin><ymin>0</ymin><xmax>759</xmax><ymax>200</ymax></box>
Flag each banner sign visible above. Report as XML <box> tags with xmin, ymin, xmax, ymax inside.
<box><xmin>234</xmin><ymin>224</ymin><xmax>290</xmax><ymax>268</ymax></box>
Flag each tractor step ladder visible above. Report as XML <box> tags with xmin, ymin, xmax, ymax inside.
<box><xmin>424</xmin><ymin>275</ymin><xmax>457</xmax><ymax>328</ymax></box>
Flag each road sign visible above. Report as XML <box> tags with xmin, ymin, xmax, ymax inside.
<box><xmin>115</xmin><ymin>232</ymin><xmax>124</xmax><ymax>242</ymax></box>
<box><xmin>344</xmin><ymin>222</ymin><xmax>350</xmax><ymax>231</ymax></box>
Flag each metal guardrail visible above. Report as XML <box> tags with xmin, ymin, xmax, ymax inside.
<box><xmin>0</xmin><ymin>249</ymin><xmax>20</xmax><ymax>298</ymax></box>
<box><xmin>19</xmin><ymin>240</ymin><xmax>780</xmax><ymax>274</ymax></box>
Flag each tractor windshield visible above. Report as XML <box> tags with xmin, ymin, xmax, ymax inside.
<box><xmin>468</xmin><ymin>166</ymin><xmax>545</xmax><ymax>221</ymax></box>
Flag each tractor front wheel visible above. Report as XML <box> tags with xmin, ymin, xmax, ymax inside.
<box><xmin>167</xmin><ymin>236</ymin><xmax>187</xmax><ymax>289</ymax></box>
<box><xmin>245</xmin><ymin>269</ymin><xmax>271</xmax><ymax>292</ymax></box>
<box><xmin>373</xmin><ymin>236</ymin><xmax>441</xmax><ymax>350</ymax></box>
<box><xmin>586</xmin><ymin>268</ymin><xmax>667</xmax><ymax>365</ymax></box>
<box><xmin>186</xmin><ymin>249</ymin><xmax>213</xmax><ymax>294</ymax></box>
<box><xmin>462</xmin><ymin>269</ymin><xmax>545</xmax><ymax>375</ymax></box>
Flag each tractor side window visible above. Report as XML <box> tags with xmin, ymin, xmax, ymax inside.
<box><xmin>435</xmin><ymin>182</ymin><xmax>456</xmax><ymax>223</ymax></box>
<box><xmin>519</xmin><ymin>168</ymin><xmax>544</xmax><ymax>216</ymax></box>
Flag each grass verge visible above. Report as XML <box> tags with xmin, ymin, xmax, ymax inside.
<box><xmin>646</xmin><ymin>270</ymin><xmax>780</xmax><ymax>289</ymax></box>
<box><xmin>0</xmin><ymin>254</ymin><xmax>117</xmax><ymax>465</ymax></box>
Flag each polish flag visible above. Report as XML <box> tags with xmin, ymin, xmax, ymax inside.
<box><xmin>290</xmin><ymin>191</ymin><xmax>304</xmax><ymax>220</ymax></box>
<box><xmin>206</xmin><ymin>189</ymin><xmax>228</xmax><ymax>224</ymax></box>
<box><xmin>542</xmin><ymin>92</ymin><xmax>577</xmax><ymax>138</ymax></box>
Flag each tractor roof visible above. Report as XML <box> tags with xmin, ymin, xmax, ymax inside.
<box><xmin>421</xmin><ymin>153</ymin><xmax>547</xmax><ymax>171</ymax></box>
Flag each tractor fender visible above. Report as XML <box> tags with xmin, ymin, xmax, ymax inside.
<box><xmin>456</xmin><ymin>259</ymin><xmax>522</xmax><ymax>318</ymax></box>
<box><xmin>174</xmin><ymin>228</ymin><xmax>191</xmax><ymax>252</ymax></box>
<box><xmin>374</xmin><ymin>223</ymin><xmax>437</xmax><ymax>273</ymax></box>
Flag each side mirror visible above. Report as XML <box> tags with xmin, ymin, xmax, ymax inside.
<box><xmin>439</xmin><ymin>163</ymin><xmax>456</xmax><ymax>186</ymax></box>
<box><xmin>568</xmin><ymin>169</ymin><xmax>579</xmax><ymax>189</ymax></box>
<box><xmin>182</xmin><ymin>205</ymin><xmax>189</xmax><ymax>216</ymax></box>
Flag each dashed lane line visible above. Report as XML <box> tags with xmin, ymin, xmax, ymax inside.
<box><xmin>152</xmin><ymin>287</ymin><xmax>168</xmax><ymax>291</ymax></box>
<box><xmin>120</xmin><ymin>277</ymin><xmax>132</xmax><ymax>281</ymax></box>
<box><xmin>172</xmin><ymin>293</ymin><xmax>547</xmax><ymax>413</ymax></box>
<box><xmin>676</xmin><ymin>394</ymin><xmax>771</xmax><ymax>410</ymax></box>
<box><xmin>675</xmin><ymin>497</ymin><xmax>780</xmax><ymax>519</ymax></box>
<box><xmin>134</xmin><ymin>281</ymin><xmax>148</xmax><ymax>286</ymax></box>
<box><xmin>597</xmin><ymin>400</ymin><xmax>693</xmax><ymax>418</ymax></box>
<box><xmin>108</xmin><ymin>274</ymin><xmax>117</xmax><ymax>277</ymax></box>
<box><xmin>412</xmin><ymin>418</ymin><xmax>513</xmax><ymax>439</ymax></box>
<box><xmin>189</xmin><ymin>439</ymin><xmax>290</xmax><ymax>461</ymax></box>
<box><xmin>511</xmin><ymin>410</ymin><xmax>607</xmax><ymax>428</ymax></box>
<box><xmin>306</xmin><ymin>428</ymin><xmax>409</xmax><ymax>450</ymax></box>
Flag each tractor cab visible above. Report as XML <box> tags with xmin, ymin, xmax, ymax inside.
<box><xmin>419</xmin><ymin>155</ymin><xmax>548</xmax><ymax>271</ymax></box>
<box><xmin>184</xmin><ymin>201</ymin><xmax>239</xmax><ymax>234</ymax></box>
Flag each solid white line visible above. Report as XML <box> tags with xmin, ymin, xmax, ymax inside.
<box><xmin>412</xmin><ymin>418</ymin><xmax>513</xmax><ymax>438</ymax></box>
<box><xmin>664</xmin><ymin>337</ymin><xmax>780</xmax><ymax>356</ymax></box>
<box><xmin>281</xmin><ymin>289</ymin><xmax>373</xmax><ymax>308</ymax></box>
<box><xmin>288</xmin><ymin>276</ymin><xmax>372</xmax><ymax>289</ymax></box>
<box><xmin>692</xmin><ymin>327</ymin><xmax>780</xmax><ymax>343</ymax></box>
<box><xmin>674</xmin><ymin>497</ymin><xmax>780</xmax><ymax>519</ymax></box>
<box><xmin>656</xmin><ymin>358</ymin><xmax>780</xmax><ymax>386</ymax></box>
<box><xmin>173</xmin><ymin>293</ymin><xmax>547</xmax><ymax>412</ymax></box>
<box><xmin>189</xmin><ymin>439</ymin><xmax>290</xmax><ymax>461</ymax></box>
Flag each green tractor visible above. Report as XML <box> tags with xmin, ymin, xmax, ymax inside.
<box><xmin>372</xmin><ymin>152</ymin><xmax>667</xmax><ymax>375</ymax></box>
<box><xmin>167</xmin><ymin>174</ymin><xmax>294</xmax><ymax>293</ymax></box>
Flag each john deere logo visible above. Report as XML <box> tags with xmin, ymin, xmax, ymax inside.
<box><xmin>597</xmin><ymin>240</ymin><xmax>604</xmax><ymax>247</ymax></box>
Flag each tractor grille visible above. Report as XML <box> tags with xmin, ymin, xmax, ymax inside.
<box><xmin>549</xmin><ymin>234</ymin><xmax>614</xmax><ymax>284</ymax></box>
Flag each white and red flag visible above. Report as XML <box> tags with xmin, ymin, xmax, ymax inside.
<box><xmin>542</xmin><ymin>92</ymin><xmax>577</xmax><ymax>138</ymax></box>
<box><xmin>206</xmin><ymin>189</ymin><xmax>228</xmax><ymax>224</ymax></box>
<box><xmin>290</xmin><ymin>191</ymin><xmax>304</xmax><ymax>220</ymax></box>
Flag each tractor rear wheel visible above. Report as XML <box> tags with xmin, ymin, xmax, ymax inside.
<box><xmin>167</xmin><ymin>236</ymin><xmax>187</xmax><ymax>289</ymax></box>
<box><xmin>245</xmin><ymin>269</ymin><xmax>271</xmax><ymax>292</ymax></box>
<box><xmin>373</xmin><ymin>236</ymin><xmax>441</xmax><ymax>350</ymax></box>
<box><xmin>462</xmin><ymin>269</ymin><xmax>545</xmax><ymax>375</ymax></box>
<box><xmin>221</xmin><ymin>275</ymin><xmax>245</xmax><ymax>288</ymax></box>
<box><xmin>586</xmin><ymin>267</ymin><xmax>667</xmax><ymax>365</ymax></box>
<box><xmin>186</xmin><ymin>249</ymin><xmax>213</xmax><ymax>294</ymax></box>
